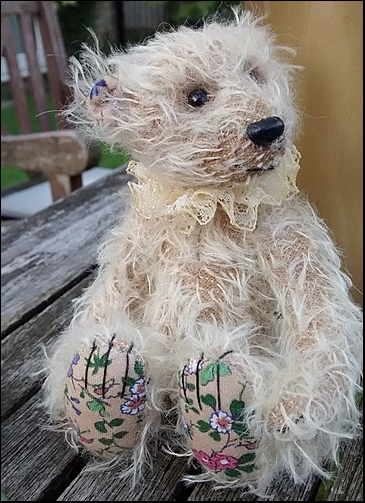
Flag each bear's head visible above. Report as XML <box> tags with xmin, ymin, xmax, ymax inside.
<box><xmin>68</xmin><ymin>11</ymin><xmax>299</xmax><ymax>190</ymax></box>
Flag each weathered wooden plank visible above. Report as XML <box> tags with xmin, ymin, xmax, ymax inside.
<box><xmin>1</xmin><ymin>392</ymin><xmax>85</xmax><ymax>501</ymax></box>
<box><xmin>58</xmin><ymin>449</ymin><xmax>191</xmax><ymax>501</ymax></box>
<box><xmin>187</xmin><ymin>472</ymin><xmax>321</xmax><ymax>501</ymax></box>
<box><xmin>1</xmin><ymin>169</ymin><xmax>132</xmax><ymax>338</ymax></box>
<box><xmin>1</xmin><ymin>1</ymin><xmax>38</xmax><ymax>15</ymax></box>
<box><xmin>327</xmin><ymin>406</ymin><xmax>363</xmax><ymax>501</ymax></box>
<box><xmin>1</xmin><ymin>277</ymin><xmax>91</xmax><ymax>421</ymax></box>
<box><xmin>1</xmin><ymin>131</ymin><xmax>100</xmax><ymax>175</ymax></box>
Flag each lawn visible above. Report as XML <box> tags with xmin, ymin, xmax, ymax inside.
<box><xmin>1</xmin><ymin>94</ymin><xmax>129</xmax><ymax>189</ymax></box>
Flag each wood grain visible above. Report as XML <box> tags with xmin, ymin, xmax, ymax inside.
<box><xmin>1</xmin><ymin>131</ymin><xmax>100</xmax><ymax>176</ymax></box>
<box><xmin>58</xmin><ymin>450</ymin><xmax>192</xmax><ymax>501</ymax></box>
<box><xmin>1</xmin><ymin>278</ymin><xmax>91</xmax><ymax>421</ymax></box>
<box><xmin>1</xmin><ymin>393</ymin><xmax>85</xmax><ymax>501</ymax></box>
<box><xmin>1</xmin><ymin>169</ymin><xmax>131</xmax><ymax>338</ymax></box>
<box><xmin>187</xmin><ymin>472</ymin><xmax>321</xmax><ymax>501</ymax></box>
<box><xmin>327</xmin><ymin>405</ymin><xmax>363</xmax><ymax>501</ymax></box>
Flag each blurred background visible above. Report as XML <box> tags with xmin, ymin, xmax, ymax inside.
<box><xmin>1</xmin><ymin>0</ymin><xmax>241</xmax><ymax>186</ymax></box>
<box><xmin>1</xmin><ymin>1</ymin><xmax>363</xmax><ymax>307</ymax></box>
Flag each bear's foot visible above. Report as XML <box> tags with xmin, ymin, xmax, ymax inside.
<box><xmin>64</xmin><ymin>336</ymin><xmax>147</xmax><ymax>457</ymax></box>
<box><xmin>179</xmin><ymin>352</ymin><xmax>259</xmax><ymax>481</ymax></box>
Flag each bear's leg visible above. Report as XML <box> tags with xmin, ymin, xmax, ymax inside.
<box><xmin>65</xmin><ymin>336</ymin><xmax>148</xmax><ymax>456</ymax></box>
<box><xmin>179</xmin><ymin>351</ymin><xmax>260</xmax><ymax>483</ymax></box>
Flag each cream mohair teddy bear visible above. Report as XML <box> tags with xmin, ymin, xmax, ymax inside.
<box><xmin>44</xmin><ymin>11</ymin><xmax>363</xmax><ymax>493</ymax></box>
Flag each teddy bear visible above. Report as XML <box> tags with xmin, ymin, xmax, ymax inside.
<box><xmin>44</xmin><ymin>10</ymin><xmax>363</xmax><ymax>494</ymax></box>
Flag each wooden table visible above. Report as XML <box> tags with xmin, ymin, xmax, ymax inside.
<box><xmin>1</xmin><ymin>168</ymin><xmax>362</xmax><ymax>501</ymax></box>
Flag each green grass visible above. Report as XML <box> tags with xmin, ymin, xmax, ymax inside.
<box><xmin>1</xmin><ymin>93</ymin><xmax>129</xmax><ymax>189</ymax></box>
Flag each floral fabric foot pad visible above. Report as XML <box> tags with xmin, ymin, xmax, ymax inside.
<box><xmin>64</xmin><ymin>337</ymin><xmax>147</xmax><ymax>456</ymax></box>
<box><xmin>179</xmin><ymin>352</ymin><xmax>259</xmax><ymax>480</ymax></box>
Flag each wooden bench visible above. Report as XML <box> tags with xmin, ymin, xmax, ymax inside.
<box><xmin>1</xmin><ymin>169</ymin><xmax>362</xmax><ymax>501</ymax></box>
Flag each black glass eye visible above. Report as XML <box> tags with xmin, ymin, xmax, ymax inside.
<box><xmin>188</xmin><ymin>89</ymin><xmax>209</xmax><ymax>107</ymax></box>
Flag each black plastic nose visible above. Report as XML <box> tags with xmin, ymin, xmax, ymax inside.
<box><xmin>246</xmin><ymin>116</ymin><xmax>285</xmax><ymax>146</ymax></box>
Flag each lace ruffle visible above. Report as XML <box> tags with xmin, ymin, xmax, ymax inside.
<box><xmin>127</xmin><ymin>146</ymin><xmax>301</xmax><ymax>234</ymax></box>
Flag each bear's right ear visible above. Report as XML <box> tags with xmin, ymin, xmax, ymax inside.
<box><xmin>87</xmin><ymin>76</ymin><xmax>119</xmax><ymax>121</ymax></box>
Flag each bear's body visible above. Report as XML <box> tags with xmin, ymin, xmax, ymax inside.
<box><xmin>44</xmin><ymin>11</ymin><xmax>363</xmax><ymax>494</ymax></box>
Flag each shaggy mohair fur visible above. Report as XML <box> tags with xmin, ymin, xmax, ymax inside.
<box><xmin>43</xmin><ymin>11</ymin><xmax>363</xmax><ymax>494</ymax></box>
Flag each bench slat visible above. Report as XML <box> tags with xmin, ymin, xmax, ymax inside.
<box><xmin>1</xmin><ymin>278</ymin><xmax>90</xmax><ymax>421</ymax></box>
<box><xmin>187</xmin><ymin>472</ymin><xmax>321</xmax><ymax>501</ymax></box>
<box><xmin>1</xmin><ymin>393</ymin><xmax>85</xmax><ymax>501</ymax></box>
<box><xmin>1</xmin><ymin>170</ymin><xmax>131</xmax><ymax>337</ymax></box>
<box><xmin>57</xmin><ymin>451</ymin><xmax>191</xmax><ymax>501</ymax></box>
<box><xmin>327</xmin><ymin>404</ymin><xmax>363</xmax><ymax>501</ymax></box>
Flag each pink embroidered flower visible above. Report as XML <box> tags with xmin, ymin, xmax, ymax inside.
<box><xmin>130</xmin><ymin>378</ymin><xmax>146</xmax><ymax>398</ymax></box>
<box><xmin>193</xmin><ymin>450</ymin><xmax>217</xmax><ymax>470</ymax></box>
<box><xmin>121</xmin><ymin>395</ymin><xmax>145</xmax><ymax>415</ymax></box>
<box><xmin>210</xmin><ymin>453</ymin><xmax>239</xmax><ymax>471</ymax></box>
<box><xmin>209</xmin><ymin>411</ymin><xmax>233</xmax><ymax>433</ymax></box>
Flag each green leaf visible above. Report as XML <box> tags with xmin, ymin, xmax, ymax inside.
<box><xmin>80</xmin><ymin>390</ymin><xmax>85</xmax><ymax>399</ymax></box>
<box><xmin>201</xmin><ymin>394</ymin><xmax>216</xmax><ymax>409</ymax></box>
<box><xmin>238</xmin><ymin>453</ymin><xmax>256</xmax><ymax>465</ymax></box>
<box><xmin>240</xmin><ymin>463</ymin><xmax>256</xmax><ymax>473</ymax></box>
<box><xmin>225</xmin><ymin>469</ymin><xmax>241</xmax><ymax>478</ymax></box>
<box><xmin>187</xmin><ymin>382</ymin><xmax>196</xmax><ymax>391</ymax></box>
<box><xmin>114</xmin><ymin>431</ymin><xmax>128</xmax><ymax>439</ymax></box>
<box><xmin>109</xmin><ymin>418</ymin><xmax>124</xmax><ymax>428</ymax></box>
<box><xmin>98</xmin><ymin>437</ymin><xmax>114</xmax><ymax>446</ymax></box>
<box><xmin>208</xmin><ymin>431</ymin><xmax>221</xmax><ymax>442</ymax></box>
<box><xmin>134</xmin><ymin>361</ymin><xmax>144</xmax><ymax>375</ymax></box>
<box><xmin>125</xmin><ymin>376</ymin><xmax>135</xmax><ymax>387</ymax></box>
<box><xmin>87</xmin><ymin>400</ymin><xmax>103</xmax><ymax>412</ymax></box>
<box><xmin>186</xmin><ymin>398</ymin><xmax>193</xmax><ymax>405</ymax></box>
<box><xmin>99</xmin><ymin>408</ymin><xmax>110</xmax><ymax>418</ymax></box>
<box><xmin>99</xmin><ymin>353</ymin><xmax>112</xmax><ymax>367</ymax></box>
<box><xmin>94</xmin><ymin>421</ymin><xmax>107</xmax><ymax>433</ymax></box>
<box><xmin>190</xmin><ymin>407</ymin><xmax>200</xmax><ymax>415</ymax></box>
<box><xmin>200</xmin><ymin>363</ymin><xmax>216</xmax><ymax>386</ymax></box>
<box><xmin>197</xmin><ymin>420</ymin><xmax>211</xmax><ymax>433</ymax></box>
<box><xmin>64</xmin><ymin>384</ymin><xmax>68</xmax><ymax>394</ymax></box>
<box><xmin>230</xmin><ymin>399</ymin><xmax>245</xmax><ymax>419</ymax></box>
<box><xmin>217</xmin><ymin>361</ymin><xmax>232</xmax><ymax>378</ymax></box>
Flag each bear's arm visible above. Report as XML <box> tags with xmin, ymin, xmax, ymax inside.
<box><xmin>256</xmin><ymin>197</ymin><xmax>362</xmax><ymax>429</ymax></box>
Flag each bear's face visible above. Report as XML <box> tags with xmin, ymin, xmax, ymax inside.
<box><xmin>70</xmin><ymin>14</ymin><xmax>298</xmax><ymax>188</ymax></box>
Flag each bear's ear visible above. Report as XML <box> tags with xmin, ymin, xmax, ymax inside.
<box><xmin>87</xmin><ymin>76</ymin><xmax>120</xmax><ymax>121</ymax></box>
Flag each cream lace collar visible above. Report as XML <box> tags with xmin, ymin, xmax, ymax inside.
<box><xmin>127</xmin><ymin>146</ymin><xmax>301</xmax><ymax>234</ymax></box>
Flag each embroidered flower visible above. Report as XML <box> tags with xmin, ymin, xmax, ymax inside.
<box><xmin>209</xmin><ymin>411</ymin><xmax>234</xmax><ymax>433</ymax></box>
<box><xmin>185</xmin><ymin>359</ymin><xmax>204</xmax><ymax>375</ymax></box>
<box><xmin>130</xmin><ymin>377</ymin><xmax>146</xmax><ymax>398</ymax></box>
<box><xmin>193</xmin><ymin>450</ymin><xmax>217</xmax><ymax>470</ymax></box>
<box><xmin>121</xmin><ymin>395</ymin><xmax>145</xmax><ymax>415</ymax></box>
<box><xmin>210</xmin><ymin>453</ymin><xmax>239</xmax><ymax>471</ymax></box>
<box><xmin>67</xmin><ymin>352</ymin><xmax>80</xmax><ymax>377</ymax></box>
<box><xmin>72</xmin><ymin>353</ymin><xmax>80</xmax><ymax>365</ymax></box>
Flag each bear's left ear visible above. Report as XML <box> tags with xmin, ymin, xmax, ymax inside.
<box><xmin>87</xmin><ymin>76</ymin><xmax>119</xmax><ymax>121</ymax></box>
